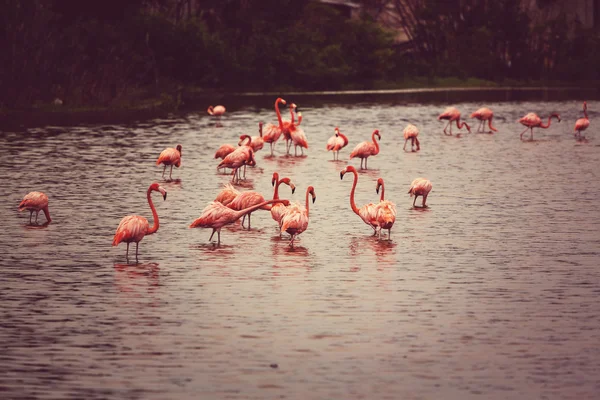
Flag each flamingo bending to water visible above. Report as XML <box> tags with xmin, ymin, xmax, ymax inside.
<box><xmin>280</xmin><ymin>186</ymin><xmax>316</xmax><ymax>246</ymax></box>
<box><xmin>214</xmin><ymin>143</ymin><xmax>236</xmax><ymax>173</ymax></box>
<box><xmin>270</xmin><ymin>172</ymin><xmax>296</xmax><ymax>229</ymax></box>
<box><xmin>262</xmin><ymin>98</ymin><xmax>286</xmax><ymax>155</ymax></box>
<box><xmin>574</xmin><ymin>101</ymin><xmax>590</xmax><ymax>139</ymax></box>
<box><xmin>214</xmin><ymin>183</ymin><xmax>240</xmax><ymax>207</ymax></box>
<box><xmin>470</xmin><ymin>107</ymin><xmax>498</xmax><ymax>133</ymax></box>
<box><xmin>207</xmin><ymin>105</ymin><xmax>226</xmax><ymax>119</ymax></box>
<box><xmin>217</xmin><ymin>146</ymin><xmax>255</xmax><ymax>183</ymax></box>
<box><xmin>518</xmin><ymin>112</ymin><xmax>561</xmax><ymax>140</ymax></box>
<box><xmin>349</xmin><ymin>129</ymin><xmax>380</xmax><ymax>169</ymax></box>
<box><xmin>112</xmin><ymin>183</ymin><xmax>167</xmax><ymax>261</ymax></box>
<box><xmin>340</xmin><ymin>165</ymin><xmax>378</xmax><ymax>233</ymax></box>
<box><xmin>156</xmin><ymin>144</ymin><xmax>182</xmax><ymax>180</ymax></box>
<box><xmin>438</xmin><ymin>107</ymin><xmax>471</xmax><ymax>135</ymax></box>
<box><xmin>19</xmin><ymin>191</ymin><xmax>51</xmax><ymax>224</ymax></box>
<box><xmin>326</xmin><ymin>127</ymin><xmax>349</xmax><ymax>160</ymax></box>
<box><xmin>375</xmin><ymin>178</ymin><xmax>396</xmax><ymax>240</ymax></box>
<box><xmin>403</xmin><ymin>124</ymin><xmax>420</xmax><ymax>152</ymax></box>
<box><xmin>408</xmin><ymin>178</ymin><xmax>433</xmax><ymax>208</ymax></box>
<box><xmin>190</xmin><ymin>199</ymin><xmax>289</xmax><ymax>245</ymax></box>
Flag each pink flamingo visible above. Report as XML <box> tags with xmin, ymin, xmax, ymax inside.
<box><xmin>349</xmin><ymin>129</ymin><xmax>380</xmax><ymax>169</ymax></box>
<box><xmin>289</xmin><ymin>113</ymin><xmax>308</xmax><ymax>156</ymax></box>
<box><xmin>270</xmin><ymin>172</ymin><xmax>296</xmax><ymax>229</ymax></box>
<box><xmin>470</xmin><ymin>107</ymin><xmax>498</xmax><ymax>133</ymax></box>
<box><xmin>18</xmin><ymin>191</ymin><xmax>51</xmax><ymax>224</ymax></box>
<box><xmin>156</xmin><ymin>144</ymin><xmax>182</xmax><ymax>180</ymax></box>
<box><xmin>250</xmin><ymin>122</ymin><xmax>265</xmax><ymax>152</ymax></box>
<box><xmin>281</xmin><ymin>103</ymin><xmax>297</xmax><ymax>154</ymax></box>
<box><xmin>214</xmin><ymin>183</ymin><xmax>240</xmax><ymax>207</ymax></box>
<box><xmin>227</xmin><ymin>188</ymin><xmax>275</xmax><ymax>229</ymax></box>
<box><xmin>190</xmin><ymin>199</ymin><xmax>289</xmax><ymax>245</ymax></box>
<box><xmin>262</xmin><ymin>97</ymin><xmax>286</xmax><ymax>156</ymax></box>
<box><xmin>112</xmin><ymin>183</ymin><xmax>167</xmax><ymax>261</ymax></box>
<box><xmin>402</xmin><ymin>124</ymin><xmax>420</xmax><ymax>152</ymax></box>
<box><xmin>217</xmin><ymin>146</ymin><xmax>256</xmax><ymax>183</ymax></box>
<box><xmin>375</xmin><ymin>178</ymin><xmax>397</xmax><ymax>240</ymax></box>
<box><xmin>280</xmin><ymin>186</ymin><xmax>316</xmax><ymax>246</ymax></box>
<box><xmin>574</xmin><ymin>101</ymin><xmax>590</xmax><ymax>139</ymax></box>
<box><xmin>438</xmin><ymin>107</ymin><xmax>471</xmax><ymax>135</ymax></box>
<box><xmin>214</xmin><ymin>143</ymin><xmax>236</xmax><ymax>173</ymax></box>
<box><xmin>340</xmin><ymin>165</ymin><xmax>378</xmax><ymax>233</ymax></box>
<box><xmin>207</xmin><ymin>105</ymin><xmax>226</xmax><ymax>119</ymax></box>
<box><xmin>408</xmin><ymin>178</ymin><xmax>433</xmax><ymax>208</ymax></box>
<box><xmin>237</xmin><ymin>134</ymin><xmax>258</xmax><ymax>179</ymax></box>
<box><xmin>518</xmin><ymin>112</ymin><xmax>561</xmax><ymax>140</ymax></box>
<box><xmin>326</xmin><ymin>127</ymin><xmax>349</xmax><ymax>160</ymax></box>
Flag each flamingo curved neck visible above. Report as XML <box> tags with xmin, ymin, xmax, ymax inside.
<box><xmin>275</xmin><ymin>100</ymin><xmax>284</xmax><ymax>129</ymax></box>
<box><xmin>488</xmin><ymin>117</ymin><xmax>498</xmax><ymax>132</ymax></box>
<box><xmin>290</xmin><ymin>107</ymin><xmax>295</xmax><ymax>125</ymax></box>
<box><xmin>273</xmin><ymin>180</ymin><xmax>282</xmax><ymax>200</ymax></box>
<box><xmin>456</xmin><ymin>119</ymin><xmax>467</xmax><ymax>129</ymax></box>
<box><xmin>147</xmin><ymin>188</ymin><xmax>159</xmax><ymax>235</ymax></box>
<box><xmin>540</xmin><ymin>115</ymin><xmax>556</xmax><ymax>128</ymax></box>
<box><xmin>339</xmin><ymin>133</ymin><xmax>348</xmax><ymax>147</ymax></box>
<box><xmin>584</xmin><ymin>104</ymin><xmax>588</xmax><ymax>119</ymax></box>
<box><xmin>43</xmin><ymin>206</ymin><xmax>52</xmax><ymax>223</ymax></box>
<box><xmin>305</xmin><ymin>189</ymin><xmax>311</xmax><ymax>218</ymax></box>
<box><xmin>372</xmin><ymin>132</ymin><xmax>380</xmax><ymax>155</ymax></box>
<box><xmin>240</xmin><ymin>135</ymin><xmax>251</xmax><ymax>145</ymax></box>
<box><xmin>348</xmin><ymin>170</ymin><xmax>360</xmax><ymax>215</ymax></box>
<box><xmin>234</xmin><ymin>199</ymin><xmax>279</xmax><ymax>220</ymax></box>
<box><xmin>379</xmin><ymin>184</ymin><xmax>385</xmax><ymax>201</ymax></box>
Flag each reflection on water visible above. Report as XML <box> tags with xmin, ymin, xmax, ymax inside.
<box><xmin>1</xmin><ymin>98</ymin><xmax>600</xmax><ymax>399</ymax></box>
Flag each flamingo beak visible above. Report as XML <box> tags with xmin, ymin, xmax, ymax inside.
<box><xmin>312</xmin><ymin>195</ymin><xmax>316</xmax><ymax>204</ymax></box>
<box><xmin>158</xmin><ymin>187</ymin><xmax>167</xmax><ymax>200</ymax></box>
<box><xmin>291</xmin><ymin>184</ymin><xmax>296</xmax><ymax>194</ymax></box>
<box><xmin>376</xmin><ymin>186</ymin><xmax>380</xmax><ymax>194</ymax></box>
<box><xmin>272</xmin><ymin>179</ymin><xmax>276</xmax><ymax>187</ymax></box>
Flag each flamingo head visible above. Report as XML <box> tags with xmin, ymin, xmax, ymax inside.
<box><xmin>290</xmin><ymin>103</ymin><xmax>297</xmax><ymax>110</ymax></box>
<box><xmin>207</xmin><ymin>106</ymin><xmax>213</xmax><ymax>115</ymax></box>
<box><xmin>551</xmin><ymin>112</ymin><xmax>561</xmax><ymax>122</ymax></box>
<box><xmin>149</xmin><ymin>183</ymin><xmax>167</xmax><ymax>200</ymax></box>
<box><xmin>176</xmin><ymin>144</ymin><xmax>182</xmax><ymax>154</ymax></box>
<box><xmin>238</xmin><ymin>134</ymin><xmax>251</xmax><ymax>146</ymax></box>
<box><xmin>276</xmin><ymin>98</ymin><xmax>286</xmax><ymax>106</ymax></box>
<box><xmin>280</xmin><ymin>178</ymin><xmax>295</xmax><ymax>194</ymax></box>
<box><xmin>307</xmin><ymin>186</ymin><xmax>316</xmax><ymax>203</ymax></box>
<box><xmin>376</xmin><ymin>178</ymin><xmax>384</xmax><ymax>194</ymax></box>
<box><xmin>271</xmin><ymin>172</ymin><xmax>279</xmax><ymax>187</ymax></box>
<box><xmin>374</xmin><ymin>130</ymin><xmax>381</xmax><ymax>140</ymax></box>
<box><xmin>340</xmin><ymin>165</ymin><xmax>356</xmax><ymax>180</ymax></box>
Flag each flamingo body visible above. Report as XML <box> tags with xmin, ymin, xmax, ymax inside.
<box><xmin>19</xmin><ymin>191</ymin><xmax>51</xmax><ymax>224</ymax></box>
<box><xmin>574</xmin><ymin>102</ymin><xmax>590</xmax><ymax>139</ymax></box>
<box><xmin>263</xmin><ymin>98</ymin><xmax>286</xmax><ymax>155</ymax></box>
<box><xmin>375</xmin><ymin>178</ymin><xmax>396</xmax><ymax>239</ymax></box>
<box><xmin>349</xmin><ymin>129</ymin><xmax>380</xmax><ymax>169</ymax></box>
<box><xmin>156</xmin><ymin>144</ymin><xmax>182</xmax><ymax>180</ymax></box>
<box><xmin>215</xmin><ymin>144</ymin><xmax>236</xmax><ymax>160</ymax></box>
<box><xmin>438</xmin><ymin>107</ymin><xmax>471</xmax><ymax>134</ymax></box>
<box><xmin>208</xmin><ymin>105</ymin><xmax>226</xmax><ymax>117</ymax></box>
<box><xmin>402</xmin><ymin>124</ymin><xmax>420</xmax><ymax>151</ymax></box>
<box><xmin>408</xmin><ymin>178</ymin><xmax>433</xmax><ymax>207</ymax></box>
<box><xmin>218</xmin><ymin>146</ymin><xmax>255</xmax><ymax>182</ymax></box>
<box><xmin>270</xmin><ymin>173</ymin><xmax>295</xmax><ymax>226</ymax></box>
<box><xmin>250</xmin><ymin>122</ymin><xmax>265</xmax><ymax>152</ymax></box>
<box><xmin>326</xmin><ymin>128</ymin><xmax>349</xmax><ymax>160</ymax></box>
<box><xmin>470</xmin><ymin>107</ymin><xmax>497</xmax><ymax>132</ymax></box>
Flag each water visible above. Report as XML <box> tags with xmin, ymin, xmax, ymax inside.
<box><xmin>2</xmin><ymin>96</ymin><xmax>600</xmax><ymax>399</ymax></box>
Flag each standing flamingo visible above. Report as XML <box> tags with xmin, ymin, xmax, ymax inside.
<box><xmin>270</xmin><ymin>172</ymin><xmax>296</xmax><ymax>229</ymax></box>
<box><xmin>518</xmin><ymin>112</ymin><xmax>561</xmax><ymax>140</ymax></box>
<box><xmin>574</xmin><ymin>101</ymin><xmax>590</xmax><ymax>139</ymax></box>
<box><xmin>281</xmin><ymin>103</ymin><xmax>297</xmax><ymax>154</ymax></box>
<box><xmin>408</xmin><ymin>178</ymin><xmax>433</xmax><ymax>208</ymax></box>
<box><xmin>340</xmin><ymin>165</ymin><xmax>378</xmax><ymax>233</ymax></box>
<box><xmin>438</xmin><ymin>107</ymin><xmax>471</xmax><ymax>135</ymax></box>
<box><xmin>250</xmin><ymin>122</ymin><xmax>265</xmax><ymax>152</ymax></box>
<box><xmin>207</xmin><ymin>105</ymin><xmax>226</xmax><ymax>119</ymax></box>
<box><xmin>156</xmin><ymin>144</ymin><xmax>182</xmax><ymax>180</ymax></box>
<box><xmin>326</xmin><ymin>127</ymin><xmax>349</xmax><ymax>160</ymax></box>
<box><xmin>349</xmin><ymin>129</ymin><xmax>380</xmax><ymax>169</ymax></box>
<box><xmin>18</xmin><ymin>191</ymin><xmax>51</xmax><ymax>224</ymax></box>
<box><xmin>402</xmin><ymin>124</ymin><xmax>420</xmax><ymax>152</ymax></box>
<box><xmin>214</xmin><ymin>183</ymin><xmax>240</xmax><ymax>207</ymax></box>
<box><xmin>112</xmin><ymin>183</ymin><xmax>167</xmax><ymax>261</ymax></box>
<box><xmin>217</xmin><ymin>146</ymin><xmax>256</xmax><ymax>183</ymax></box>
<box><xmin>470</xmin><ymin>107</ymin><xmax>498</xmax><ymax>133</ymax></box>
<box><xmin>280</xmin><ymin>186</ymin><xmax>316</xmax><ymax>246</ymax></box>
<box><xmin>262</xmin><ymin>98</ymin><xmax>286</xmax><ymax>156</ymax></box>
<box><xmin>190</xmin><ymin>199</ymin><xmax>289</xmax><ymax>245</ymax></box>
<box><xmin>227</xmin><ymin>189</ymin><xmax>274</xmax><ymax>229</ymax></box>
<box><xmin>375</xmin><ymin>178</ymin><xmax>396</xmax><ymax>240</ymax></box>
<box><xmin>214</xmin><ymin>143</ymin><xmax>236</xmax><ymax>173</ymax></box>
<box><xmin>289</xmin><ymin>113</ymin><xmax>308</xmax><ymax>156</ymax></box>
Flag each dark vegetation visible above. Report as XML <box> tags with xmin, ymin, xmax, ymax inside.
<box><xmin>1</xmin><ymin>0</ymin><xmax>599</xmax><ymax>110</ymax></box>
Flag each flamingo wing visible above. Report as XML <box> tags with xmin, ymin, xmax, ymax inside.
<box><xmin>575</xmin><ymin>118</ymin><xmax>590</xmax><ymax>132</ymax></box>
<box><xmin>290</xmin><ymin>126</ymin><xmax>308</xmax><ymax>148</ymax></box>
<box><xmin>250</xmin><ymin>136</ymin><xmax>264</xmax><ymax>151</ymax></box>
<box><xmin>215</xmin><ymin>144</ymin><xmax>236</xmax><ymax>159</ymax></box>
<box><xmin>350</xmin><ymin>141</ymin><xmax>374</xmax><ymax>159</ymax></box>
<box><xmin>214</xmin><ymin>183</ymin><xmax>240</xmax><ymax>206</ymax></box>
<box><xmin>113</xmin><ymin>215</ymin><xmax>149</xmax><ymax>245</ymax></box>
<box><xmin>157</xmin><ymin>148</ymin><xmax>181</xmax><ymax>167</ymax></box>
<box><xmin>439</xmin><ymin>107</ymin><xmax>459</xmax><ymax>120</ymax></box>
<box><xmin>280</xmin><ymin>209</ymin><xmax>309</xmax><ymax>235</ymax></box>
<box><xmin>358</xmin><ymin>203</ymin><xmax>378</xmax><ymax>228</ymax></box>
<box><xmin>403</xmin><ymin>124</ymin><xmax>419</xmax><ymax>139</ymax></box>
<box><xmin>376</xmin><ymin>200</ymin><xmax>397</xmax><ymax>228</ymax></box>
<box><xmin>263</xmin><ymin>123</ymin><xmax>282</xmax><ymax>143</ymax></box>
<box><xmin>19</xmin><ymin>192</ymin><xmax>48</xmax><ymax>211</ymax></box>
<box><xmin>326</xmin><ymin>135</ymin><xmax>337</xmax><ymax>151</ymax></box>
<box><xmin>519</xmin><ymin>113</ymin><xmax>541</xmax><ymax>127</ymax></box>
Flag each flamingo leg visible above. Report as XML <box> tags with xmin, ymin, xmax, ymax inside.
<box><xmin>365</xmin><ymin>157</ymin><xmax>368</xmax><ymax>169</ymax></box>
<box><xmin>519</xmin><ymin>126</ymin><xmax>530</xmax><ymax>140</ymax></box>
<box><xmin>126</xmin><ymin>242</ymin><xmax>130</xmax><ymax>259</ymax></box>
<box><xmin>423</xmin><ymin>194</ymin><xmax>428</xmax><ymax>208</ymax></box>
<box><xmin>388</xmin><ymin>228</ymin><xmax>391</xmax><ymax>240</ymax></box>
<box><xmin>241</xmin><ymin>214</ymin><xmax>246</xmax><ymax>228</ymax></box>
<box><xmin>35</xmin><ymin>210</ymin><xmax>39</xmax><ymax>223</ymax></box>
<box><xmin>169</xmin><ymin>165</ymin><xmax>173</xmax><ymax>180</ymax></box>
<box><xmin>209</xmin><ymin>229</ymin><xmax>216</xmax><ymax>241</ymax></box>
<box><xmin>162</xmin><ymin>165</ymin><xmax>166</xmax><ymax>178</ymax></box>
<box><xmin>28</xmin><ymin>211</ymin><xmax>33</xmax><ymax>224</ymax></box>
<box><xmin>135</xmin><ymin>242</ymin><xmax>139</xmax><ymax>262</ymax></box>
<box><xmin>530</xmin><ymin>128</ymin><xmax>534</xmax><ymax>141</ymax></box>
<box><xmin>248</xmin><ymin>213</ymin><xmax>252</xmax><ymax>229</ymax></box>
<box><xmin>403</xmin><ymin>139</ymin><xmax>408</xmax><ymax>151</ymax></box>
<box><xmin>270</xmin><ymin>142</ymin><xmax>274</xmax><ymax>156</ymax></box>
<box><xmin>415</xmin><ymin>137</ymin><xmax>420</xmax><ymax>151</ymax></box>
<box><xmin>243</xmin><ymin>165</ymin><xmax>247</xmax><ymax>179</ymax></box>
<box><xmin>413</xmin><ymin>195</ymin><xmax>418</xmax><ymax>207</ymax></box>
<box><xmin>217</xmin><ymin>229</ymin><xmax>221</xmax><ymax>245</ymax></box>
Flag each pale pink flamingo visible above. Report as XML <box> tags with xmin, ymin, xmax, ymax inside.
<box><xmin>574</xmin><ymin>101</ymin><xmax>590</xmax><ymax>139</ymax></box>
<box><xmin>289</xmin><ymin>112</ymin><xmax>308</xmax><ymax>156</ymax></box>
<box><xmin>227</xmin><ymin>189</ymin><xmax>274</xmax><ymax>229</ymax></box>
<box><xmin>237</xmin><ymin>134</ymin><xmax>257</xmax><ymax>179</ymax></box>
<box><xmin>250</xmin><ymin>122</ymin><xmax>265</xmax><ymax>152</ymax></box>
<box><xmin>190</xmin><ymin>199</ymin><xmax>289</xmax><ymax>245</ymax></box>
<box><xmin>402</xmin><ymin>124</ymin><xmax>420</xmax><ymax>152</ymax></box>
<box><xmin>408</xmin><ymin>178</ymin><xmax>433</xmax><ymax>208</ymax></box>
<box><xmin>112</xmin><ymin>183</ymin><xmax>167</xmax><ymax>261</ymax></box>
<box><xmin>375</xmin><ymin>178</ymin><xmax>397</xmax><ymax>240</ymax></box>
<box><xmin>214</xmin><ymin>143</ymin><xmax>236</xmax><ymax>173</ymax></box>
<box><xmin>18</xmin><ymin>191</ymin><xmax>51</xmax><ymax>224</ymax></box>
<box><xmin>340</xmin><ymin>165</ymin><xmax>378</xmax><ymax>233</ymax></box>
<box><xmin>518</xmin><ymin>112</ymin><xmax>561</xmax><ymax>140</ymax></box>
<box><xmin>470</xmin><ymin>107</ymin><xmax>498</xmax><ymax>133</ymax></box>
<box><xmin>214</xmin><ymin>183</ymin><xmax>240</xmax><ymax>207</ymax></box>
<box><xmin>262</xmin><ymin>97</ymin><xmax>286</xmax><ymax>155</ymax></box>
<box><xmin>280</xmin><ymin>186</ymin><xmax>316</xmax><ymax>246</ymax></box>
<box><xmin>326</xmin><ymin>127</ymin><xmax>349</xmax><ymax>160</ymax></box>
<box><xmin>207</xmin><ymin>105</ymin><xmax>226</xmax><ymax>119</ymax></box>
<box><xmin>270</xmin><ymin>172</ymin><xmax>296</xmax><ymax>229</ymax></box>
<box><xmin>156</xmin><ymin>144</ymin><xmax>182</xmax><ymax>180</ymax></box>
<box><xmin>349</xmin><ymin>129</ymin><xmax>380</xmax><ymax>169</ymax></box>
<box><xmin>438</xmin><ymin>107</ymin><xmax>471</xmax><ymax>135</ymax></box>
<box><xmin>217</xmin><ymin>146</ymin><xmax>256</xmax><ymax>183</ymax></box>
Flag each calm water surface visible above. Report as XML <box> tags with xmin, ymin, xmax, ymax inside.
<box><xmin>1</xmin><ymin>97</ymin><xmax>600</xmax><ymax>399</ymax></box>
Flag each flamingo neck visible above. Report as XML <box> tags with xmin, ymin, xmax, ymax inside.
<box><xmin>275</xmin><ymin>100</ymin><xmax>284</xmax><ymax>129</ymax></box>
<box><xmin>540</xmin><ymin>115</ymin><xmax>555</xmax><ymax>129</ymax></box>
<box><xmin>349</xmin><ymin>170</ymin><xmax>360</xmax><ymax>216</ymax></box>
<box><xmin>147</xmin><ymin>188</ymin><xmax>159</xmax><ymax>235</ymax></box>
<box><xmin>273</xmin><ymin>180</ymin><xmax>282</xmax><ymax>200</ymax></box>
<box><xmin>43</xmin><ymin>206</ymin><xmax>52</xmax><ymax>223</ymax></box>
<box><xmin>290</xmin><ymin>107</ymin><xmax>295</xmax><ymax>125</ymax></box>
<box><xmin>240</xmin><ymin>135</ymin><xmax>251</xmax><ymax>146</ymax></box>
<box><xmin>259</xmin><ymin>124</ymin><xmax>263</xmax><ymax>137</ymax></box>
<box><xmin>305</xmin><ymin>189</ymin><xmax>311</xmax><ymax>218</ymax></box>
<box><xmin>296</xmin><ymin>113</ymin><xmax>302</xmax><ymax>126</ymax></box>
<box><xmin>488</xmin><ymin>117</ymin><xmax>498</xmax><ymax>132</ymax></box>
<box><xmin>379</xmin><ymin>184</ymin><xmax>385</xmax><ymax>201</ymax></box>
<box><xmin>339</xmin><ymin>132</ymin><xmax>348</xmax><ymax>147</ymax></box>
<box><xmin>233</xmin><ymin>199</ymin><xmax>280</xmax><ymax>220</ymax></box>
<box><xmin>584</xmin><ymin>104</ymin><xmax>588</xmax><ymax>119</ymax></box>
<box><xmin>372</xmin><ymin>132</ymin><xmax>380</xmax><ymax>155</ymax></box>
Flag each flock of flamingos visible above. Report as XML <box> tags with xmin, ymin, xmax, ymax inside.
<box><xmin>18</xmin><ymin>99</ymin><xmax>591</xmax><ymax>261</ymax></box>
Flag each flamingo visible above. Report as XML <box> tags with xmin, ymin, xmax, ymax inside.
<box><xmin>340</xmin><ymin>165</ymin><xmax>378</xmax><ymax>233</ymax></box>
<box><xmin>207</xmin><ymin>105</ymin><xmax>226</xmax><ymax>119</ymax></box>
<box><xmin>217</xmin><ymin>146</ymin><xmax>256</xmax><ymax>183</ymax></box>
<box><xmin>214</xmin><ymin>143</ymin><xmax>236</xmax><ymax>173</ymax></box>
<box><xmin>349</xmin><ymin>129</ymin><xmax>380</xmax><ymax>169</ymax></box>
<box><xmin>214</xmin><ymin>183</ymin><xmax>240</xmax><ymax>207</ymax></box>
<box><xmin>470</xmin><ymin>107</ymin><xmax>498</xmax><ymax>133</ymax></box>
<box><xmin>289</xmin><ymin>112</ymin><xmax>308</xmax><ymax>156</ymax></box>
<box><xmin>227</xmin><ymin>189</ymin><xmax>274</xmax><ymax>229</ymax></box>
<box><xmin>280</xmin><ymin>186</ymin><xmax>316</xmax><ymax>246</ymax></box>
<box><xmin>408</xmin><ymin>178</ymin><xmax>433</xmax><ymax>208</ymax></box>
<box><xmin>281</xmin><ymin>103</ymin><xmax>297</xmax><ymax>154</ymax></box>
<box><xmin>262</xmin><ymin>98</ymin><xmax>286</xmax><ymax>155</ymax></box>
<box><xmin>112</xmin><ymin>183</ymin><xmax>167</xmax><ymax>261</ymax></box>
<box><xmin>438</xmin><ymin>107</ymin><xmax>471</xmax><ymax>135</ymax></box>
<box><xmin>574</xmin><ymin>101</ymin><xmax>590</xmax><ymax>139</ymax></box>
<box><xmin>237</xmin><ymin>134</ymin><xmax>258</xmax><ymax>179</ymax></box>
<box><xmin>18</xmin><ymin>191</ymin><xmax>51</xmax><ymax>224</ymax></box>
<box><xmin>375</xmin><ymin>178</ymin><xmax>397</xmax><ymax>240</ymax></box>
<box><xmin>270</xmin><ymin>172</ymin><xmax>296</xmax><ymax>229</ymax></box>
<box><xmin>326</xmin><ymin>127</ymin><xmax>349</xmax><ymax>160</ymax></box>
<box><xmin>190</xmin><ymin>199</ymin><xmax>289</xmax><ymax>245</ymax></box>
<box><xmin>518</xmin><ymin>112</ymin><xmax>561</xmax><ymax>140</ymax></box>
<box><xmin>402</xmin><ymin>124</ymin><xmax>420</xmax><ymax>152</ymax></box>
<box><xmin>156</xmin><ymin>144</ymin><xmax>182</xmax><ymax>180</ymax></box>
<box><xmin>250</xmin><ymin>122</ymin><xmax>265</xmax><ymax>152</ymax></box>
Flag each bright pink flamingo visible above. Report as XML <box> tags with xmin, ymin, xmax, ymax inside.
<box><xmin>214</xmin><ymin>183</ymin><xmax>240</xmax><ymax>207</ymax></box>
<box><xmin>402</xmin><ymin>124</ymin><xmax>420</xmax><ymax>152</ymax></box>
<box><xmin>270</xmin><ymin>172</ymin><xmax>296</xmax><ymax>229</ymax></box>
<box><xmin>349</xmin><ymin>129</ymin><xmax>380</xmax><ymax>169</ymax></box>
<box><xmin>518</xmin><ymin>112</ymin><xmax>561</xmax><ymax>140</ymax></box>
<box><xmin>19</xmin><ymin>191</ymin><xmax>51</xmax><ymax>224</ymax></box>
<box><xmin>262</xmin><ymin>97</ymin><xmax>286</xmax><ymax>155</ymax></box>
<box><xmin>217</xmin><ymin>146</ymin><xmax>255</xmax><ymax>183</ymax></box>
<box><xmin>470</xmin><ymin>107</ymin><xmax>498</xmax><ymax>133</ymax></box>
<box><xmin>326</xmin><ymin>127</ymin><xmax>349</xmax><ymax>160</ymax></box>
<box><xmin>156</xmin><ymin>144</ymin><xmax>182</xmax><ymax>180</ymax></box>
<box><xmin>574</xmin><ymin>101</ymin><xmax>590</xmax><ymax>139</ymax></box>
<box><xmin>190</xmin><ymin>199</ymin><xmax>289</xmax><ymax>245</ymax></box>
<box><xmin>207</xmin><ymin>105</ymin><xmax>226</xmax><ymax>119</ymax></box>
<box><xmin>112</xmin><ymin>183</ymin><xmax>167</xmax><ymax>261</ymax></box>
<box><xmin>375</xmin><ymin>178</ymin><xmax>396</xmax><ymax>240</ymax></box>
<box><xmin>340</xmin><ymin>165</ymin><xmax>378</xmax><ymax>233</ymax></box>
<box><xmin>280</xmin><ymin>186</ymin><xmax>316</xmax><ymax>246</ymax></box>
<box><xmin>227</xmin><ymin>189</ymin><xmax>275</xmax><ymax>229</ymax></box>
<box><xmin>408</xmin><ymin>178</ymin><xmax>433</xmax><ymax>208</ymax></box>
<box><xmin>438</xmin><ymin>107</ymin><xmax>471</xmax><ymax>135</ymax></box>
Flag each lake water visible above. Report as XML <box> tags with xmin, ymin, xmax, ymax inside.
<box><xmin>2</xmin><ymin>92</ymin><xmax>600</xmax><ymax>399</ymax></box>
